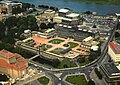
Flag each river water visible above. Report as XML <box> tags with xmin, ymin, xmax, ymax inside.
<box><xmin>12</xmin><ymin>0</ymin><xmax>120</xmax><ymax>15</ymax></box>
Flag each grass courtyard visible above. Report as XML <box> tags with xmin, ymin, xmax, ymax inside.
<box><xmin>41</xmin><ymin>44</ymin><xmax>52</xmax><ymax>51</ymax></box>
<box><xmin>38</xmin><ymin>76</ymin><xmax>49</xmax><ymax>85</ymax></box>
<box><xmin>50</xmin><ymin>48</ymin><xmax>64</xmax><ymax>55</ymax></box>
<box><xmin>65</xmin><ymin>75</ymin><xmax>87</xmax><ymax>85</ymax></box>
<box><xmin>48</xmin><ymin>39</ymin><xmax>64</xmax><ymax>44</ymax></box>
<box><xmin>68</xmin><ymin>42</ymin><xmax>79</xmax><ymax>48</ymax></box>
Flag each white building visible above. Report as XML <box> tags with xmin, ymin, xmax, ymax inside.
<box><xmin>108</xmin><ymin>42</ymin><xmax>120</xmax><ymax>62</ymax></box>
<box><xmin>38</xmin><ymin>28</ymin><xmax>56</xmax><ymax>38</ymax></box>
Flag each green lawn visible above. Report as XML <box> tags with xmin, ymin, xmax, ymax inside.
<box><xmin>41</xmin><ymin>44</ymin><xmax>47</xmax><ymax>51</ymax></box>
<box><xmin>78</xmin><ymin>60</ymin><xmax>92</xmax><ymax>66</ymax></box>
<box><xmin>57</xmin><ymin>59</ymin><xmax>77</xmax><ymax>69</ymax></box>
<box><xmin>38</xmin><ymin>76</ymin><xmax>49</xmax><ymax>85</ymax></box>
<box><xmin>48</xmin><ymin>39</ymin><xmax>64</xmax><ymax>44</ymax></box>
<box><xmin>66</xmin><ymin>75</ymin><xmax>87</xmax><ymax>85</ymax></box>
<box><xmin>68</xmin><ymin>42</ymin><xmax>78</xmax><ymax>48</ymax></box>
<box><xmin>50</xmin><ymin>50</ymin><xmax>62</xmax><ymax>55</ymax></box>
<box><xmin>41</xmin><ymin>44</ymin><xmax>53</xmax><ymax>51</ymax></box>
<box><xmin>116</xmin><ymin>37</ymin><xmax>120</xmax><ymax>40</ymax></box>
<box><xmin>50</xmin><ymin>48</ymin><xmax>64</xmax><ymax>55</ymax></box>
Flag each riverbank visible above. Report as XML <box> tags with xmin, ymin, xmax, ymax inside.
<box><xmin>69</xmin><ymin>0</ymin><xmax>120</xmax><ymax>5</ymax></box>
<box><xmin>11</xmin><ymin>0</ymin><xmax>120</xmax><ymax>15</ymax></box>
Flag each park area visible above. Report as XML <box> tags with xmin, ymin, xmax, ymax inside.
<box><xmin>38</xmin><ymin>76</ymin><xmax>49</xmax><ymax>85</ymax></box>
<box><xmin>23</xmin><ymin>36</ymin><xmax>90</xmax><ymax>58</ymax></box>
<box><xmin>65</xmin><ymin>75</ymin><xmax>87</xmax><ymax>85</ymax></box>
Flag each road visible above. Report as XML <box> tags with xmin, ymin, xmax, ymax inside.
<box><xmin>16</xmin><ymin>20</ymin><xmax>118</xmax><ymax>85</ymax></box>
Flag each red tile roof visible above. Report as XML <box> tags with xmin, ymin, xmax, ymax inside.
<box><xmin>0</xmin><ymin>59</ymin><xmax>27</xmax><ymax>70</ymax></box>
<box><xmin>0</xmin><ymin>50</ymin><xmax>28</xmax><ymax>70</ymax></box>
<box><xmin>109</xmin><ymin>42</ymin><xmax>120</xmax><ymax>54</ymax></box>
<box><xmin>0</xmin><ymin>50</ymin><xmax>16</xmax><ymax>59</ymax></box>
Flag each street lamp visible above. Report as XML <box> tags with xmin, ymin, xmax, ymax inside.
<box><xmin>38</xmin><ymin>44</ymin><xmax>42</xmax><ymax>55</ymax></box>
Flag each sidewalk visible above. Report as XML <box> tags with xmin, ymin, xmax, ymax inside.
<box><xmin>90</xmin><ymin>69</ymin><xmax>106</xmax><ymax>85</ymax></box>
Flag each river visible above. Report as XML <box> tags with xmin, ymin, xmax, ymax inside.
<box><xmin>12</xmin><ymin>0</ymin><xmax>120</xmax><ymax>15</ymax></box>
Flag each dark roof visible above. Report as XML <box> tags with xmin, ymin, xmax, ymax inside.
<box><xmin>101</xmin><ymin>62</ymin><xmax>120</xmax><ymax>77</ymax></box>
<box><xmin>61</xmin><ymin>48</ymin><xmax>71</xmax><ymax>54</ymax></box>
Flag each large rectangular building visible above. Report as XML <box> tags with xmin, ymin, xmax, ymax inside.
<box><xmin>0</xmin><ymin>50</ymin><xmax>28</xmax><ymax>78</ymax></box>
<box><xmin>100</xmin><ymin>62</ymin><xmax>120</xmax><ymax>85</ymax></box>
<box><xmin>53</xmin><ymin>8</ymin><xmax>82</xmax><ymax>27</ymax></box>
<box><xmin>108</xmin><ymin>42</ymin><xmax>120</xmax><ymax>62</ymax></box>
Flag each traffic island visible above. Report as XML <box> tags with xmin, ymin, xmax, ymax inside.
<box><xmin>65</xmin><ymin>74</ymin><xmax>87</xmax><ymax>85</ymax></box>
<box><xmin>38</xmin><ymin>76</ymin><xmax>49</xmax><ymax>85</ymax></box>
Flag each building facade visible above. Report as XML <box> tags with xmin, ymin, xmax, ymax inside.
<box><xmin>53</xmin><ymin>8</ymin><xmax>82</xmax><ymax>27</ymax></box>
<box><xmin>108</xmin><ymin>42</ymin><xmax>120</xmax><ymax>62</ymax></box>
<box><xmin>0</xmin><ymin>0</ymin><xmax>22</xmax><ymax>14</ymax></box>
<box><xmin>100</xmin><ymin>62</ymin><xmax>120</xmax><ymax>85</ymax></box>
<box><xmin>0</xmin><ymin>50</ymin><xmax>28</xmax><ymax>78</ymax></box>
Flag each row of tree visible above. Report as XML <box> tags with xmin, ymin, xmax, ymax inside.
<box><xmin>12</xmin><ymin>2</ymin><xmax>35</xmax><ymax>14</ymax></box>
<box><xmin>40</xmin><ymin>22</ymin><xmax>55</xmax><ymax>29</ymax></box>
<box><xmin>94</xmin><ymin>68</ymin><xmax>102</xmax><ymax>80</ymax></box>
<box><xmin>0</xmin><ymin>15</ymin><xmax>38</xmax><ymax>44</ymax></box>
<box><xmin>33</xmin><ymin>56</ymin><xmax>61</xmax><ymax>68</ymax></box>
<box><xmin>38</xmin><ymin>5</ymin><xmax>58</xmax><ymax>11</ymax></box>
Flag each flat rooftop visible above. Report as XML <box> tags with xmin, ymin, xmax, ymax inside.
<box><xmin>59</xmin><ymin>9</ymin><xmax>69</xmax><ymax>13</ymax></box>
<box><xmin>66</xmin><ymin>13</ymin><xmax>79</xmax><ymax>18</ymax></box>
<box><xmin>101</xmin><ymin>62</ymin><xmax>120</xmax><ymax>77</ymax></box>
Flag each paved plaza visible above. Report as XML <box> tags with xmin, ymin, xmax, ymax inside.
<box><xmin>23</xmin><ymin>36</ymin><xmax>90</xmax><ymax>58</ymax></box>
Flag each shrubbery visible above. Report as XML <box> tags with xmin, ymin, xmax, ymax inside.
<box><xmin>94</xmin><ymin>68</ymin><xmax>102</xmax><ymax>80</ymax></box>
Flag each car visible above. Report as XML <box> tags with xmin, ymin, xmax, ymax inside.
<box><xmin>39</xmin><ymin>70</ymin><xmax>42</xmax><ymax>73</ymax></box>
<box><xmin>90</xmin><ymin>67</ymin><xmax>94</xmax><ymax>71</ymax></box>
<box><xmin>59</xmin><ymin>78</ymin><xmax>61</xmax><ymax>80</ymax></box>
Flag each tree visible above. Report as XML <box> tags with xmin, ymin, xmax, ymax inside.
<box><xmin>40</xmin><ymin>23</ymin><xmax>48</xmax><ymax>29</ymax></box>
<box><xmin>52</xmin><ymin>59</ymin><xmax>60</xmax><ymax>68</ymax></box>
<box><xmin>77</xmin><ymin>57</ymin><xmax>85</xmax><ymax>63</ymax></box>
<box><xmin>50</xmin><ymin>6</ymin><xmax>58</xmax><ymax>11</ymax></box>
<box><xmin>84</xmin><ymin>11</ymin><xmax>92</xmax><ymax>14</ymax></box>
<box><xmin>0</xmin><ymin>21</ymin><xmax>5</xmax><ymax>38</ymax></box>
<box><xmin>12</xmin><ymin>46</ymin><xmax>33</xmax><ymax>58</ymax></box>
<box><xmin>27</xmin><ymin>15</ymin><xmax>39</xmax><ymax>31</ymax></box>
<box><xmin>12</xmin><ymin>6</ymin><xmax>23</xmax><ymax>14</ymax></box>
<box><xmin>115</xmin><ymin>32</ymin><xmax>120</xmax><ymax>38</ymax></box>
<box><xmin>17</xmin><ymin>17</ymin><xmax>28</xmax><ymax>34</ymax></box>
<box><xmin>47</xmin><ymin>23</ymin><xmax>54</xmax><ymax>28</ymax></box>
<box><xmin>88</xmin><ymin>80</ymin><xmax>95</xmax><ymax>85</ymax></box>
<box><xmin>88</xmin><ymin>51</ymin><xmax>96</xmax><ymax>61</ymax></box>
<box><xmin>38</xmin><ymin>5</ymin><xmax>49</xmax><ymax>9</ymax></box>
<box><xmin>63</xmin><ymin>64</ymin><xmax>68</xmax><ymax>68</ymax></box>
<box><xmin>94</xmin><ymin>68</ymin><xmax>102</xmax><ymax>80</ymax></box>
<box><xmin>5</xmin><ymin>16</ymin><xmax>17</xmax><ymax>29</ymax></box>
